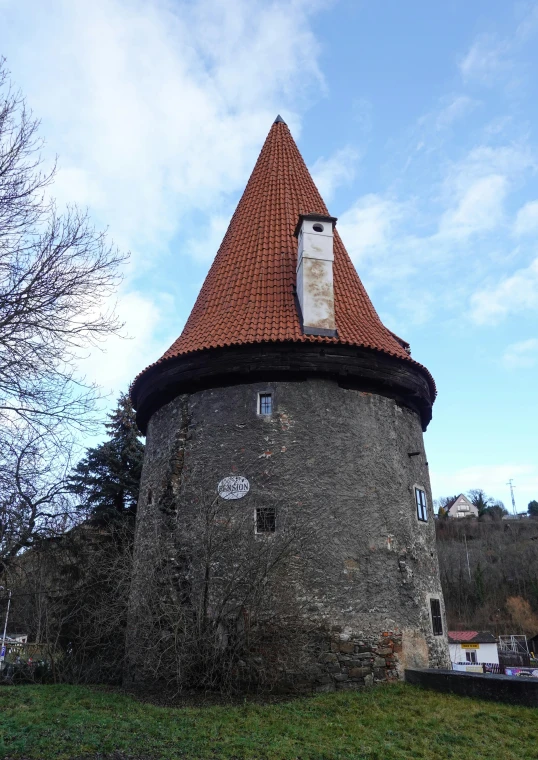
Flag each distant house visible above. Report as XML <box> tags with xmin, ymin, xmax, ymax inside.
<box><xmin>6</xmin><ymin>633</ymin><xmax>28</xmax><ymax>644</ymax></box>
<box><xmin>448</xmin><ymin>631</ymin><xmax>499</xmax><ymax>667</ymax></box>
<box><xmin>447</xmin><ymin>494</ymin><xmax>478</xmax><ymax>519</ymax></box>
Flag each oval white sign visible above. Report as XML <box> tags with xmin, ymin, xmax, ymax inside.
<box><xmin>217</xmin><ymin>476</ymin><xmax>250</xmax><ymax>500</ymax></box>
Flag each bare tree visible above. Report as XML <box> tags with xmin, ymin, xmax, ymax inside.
<box><xmin>4</xmin><ymin>518</ymin><xmax>134</xmax><ymax>684</ymax></box>
<box><xmin>0</xmin><ymin>426</ymin><xmax>75</xmax><ymax>573</ymax></box>
<box><xmin>127</xmin><ymin>476</ymin><xmax>323</xmax><ymax>694</ymax></box>
<box><xmin>0</xmin><ymin>58</ymin><xmax>126</xmax><ymax>570</ymax></box>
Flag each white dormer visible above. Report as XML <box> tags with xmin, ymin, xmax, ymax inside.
<box><xmin>294</xmin><ymin>214</ymin><xmax>338</xmax><ymax>336</ymax></box>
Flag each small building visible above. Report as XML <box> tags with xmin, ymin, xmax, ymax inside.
<box><xmin>447</xmin><ymin>494</ymin><xmax>478</xmax><ymax>519</ymax></box>
<box><xmin>5</xmin><ymin>633</ymin><xmax>28</xmax><ymax>644</ymax></box>
<box><xmin>448</xmin><ymin>631</ymin><xmax>499</xmax><ymax>667</ymax></box>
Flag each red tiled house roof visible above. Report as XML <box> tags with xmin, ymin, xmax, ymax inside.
<box><xmin>132</xmin><ymin>117</ymin><xmax>435</xmax><ymax>428</ymax></box>
<box><xmin>448</xmin><ymin>631</ymin><xmax>497</xmax><ymax>644</ymax></box>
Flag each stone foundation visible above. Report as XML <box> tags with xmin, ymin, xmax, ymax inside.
<box><xmin>312</xmin><ymin>630</ymin><xmax>402</xmax><ymax>692</ymax></box>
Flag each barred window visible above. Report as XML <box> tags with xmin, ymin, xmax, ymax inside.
<box><xmin>255</xmin><ymin>507</ymin><xmax>276</xmax><ymax>533</ymax></box>
<box><xmin>430</xmin><ymin>598</ymin><xmax>443</xmax><ymax>636</ymax></box>
<box><xmin>415</xmin><ymin>487</ymin><xmax>428</xmax><ymax>522</ymax></box>
<box><xmin>258</xmin><ymin>393</ymin><xmax>272</xmax><ymax>415</ymax></box>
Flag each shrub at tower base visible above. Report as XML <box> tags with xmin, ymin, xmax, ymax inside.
<box><xmin>126</xmin><ymin>476</ymin><xmax>323</xmax><ymax>693</ymax></box>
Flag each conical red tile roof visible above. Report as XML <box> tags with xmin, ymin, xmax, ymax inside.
<box><xmin>138</xmin><ymin>117</ymin><xmax>435</xmax><ymax>395</ymax></box>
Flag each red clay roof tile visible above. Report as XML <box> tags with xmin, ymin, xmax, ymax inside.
<box><xmin>136</xmin><ymin>118</ymin><xmax>435</xmax><ymax>395</ymax></box>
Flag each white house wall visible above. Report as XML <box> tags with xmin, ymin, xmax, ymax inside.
<box><xmin>449</xmin><ymin>642</ymin><xmax>499</xmax><ymax>664</ymax></box>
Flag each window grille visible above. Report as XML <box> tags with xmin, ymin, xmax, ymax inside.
<box><xmin>258</xmin><ymin>393</ymin><xmax>272</xmax><ymax>415</ymax></box>
<box><xmin>430</xmin><ymin>598</ymin><xmax>443</xmax><ymax>636</ymax></box>
<box><xmin>415</xmin><ymin>487</ymin><xmax>428</xmax><ymax>522</ymax></box>
<box><xmin>256</xmin><ymin>507</ymin><xmax>276</xmax><ymax>533</ymax></box>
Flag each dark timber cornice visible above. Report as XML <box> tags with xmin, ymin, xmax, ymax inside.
<box><xmin>132</xmin><ymin>343</ymin><xmax>434</xmax><ymax>434</ymax></box>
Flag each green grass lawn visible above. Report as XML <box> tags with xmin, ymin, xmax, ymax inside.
<box><xmin>0</xmin><ymin>682</ymin><xmax>536</xmax><ymax>760</ymax></box>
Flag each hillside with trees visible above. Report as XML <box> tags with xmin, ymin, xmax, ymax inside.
<box><xmin>436</xmin><ymin>511</ymin><xmax>538</xmax><ymax>636</ymax></box>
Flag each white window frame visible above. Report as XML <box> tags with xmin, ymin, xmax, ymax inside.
<box><xmin>465</xmin><ymin>651</ymin><xmax>477</xmax><ymax>664</ymax></box>
<box><xmin>257</xmin><ymin>391</ymin><xmax>273</xmax><ymax>416</ymax></box>
<box><xmin>415</xmin><ymin>486</ymin><xmax>428</xmax><ymax>522</ymax></box>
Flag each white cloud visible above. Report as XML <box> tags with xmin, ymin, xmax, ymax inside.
<box><xmin>443</xmin><ymin>145</ymin><xmax>533</xmax><ymax>196</ymax></box>
<box><xmin>469</xmin><ymin>257</ymin><xmax>538</xmax><ymax>324</ymax></box>
<box><xmin>437</xmin><ymin>144</ymin><xmax>534</xmax><ymax>239</ymax></box>
<box><xmin>439</xmin><ymin>174</ymin><xmax>507</xmax><ymax>238</ymax></box>
<box><xmin>310</xmin><ymin>147</ymin><xmax>359</xmax><ymax>203</ymax></box>
<box><xmin>352</xmin><ymin>97</ymin><xmax>373</xmax><ymax>132</ymax></box>
<box><xmin>80</xmin><ymin>290</ymin><xmax>165</xmax><ymax>395</ymax></box>
<box><xmin>0</xmin><ymin>0</ymin><xmax>327</xmax><ymax>397</ymax></box>
<box><xmin>0</xmin><ymin>0</ymin><xmax>325</xmax><ymax>258</ymax></box>
<box><xmin>514</xmin><ymin>200</ymin><xmax>538</xmax><ymax>236</ymax></box>
<box><xmin>459</xmin><ymin>6</ymin><xmax>538</xmax><ymax>89</ymax></box>
<box><xmin>435</xmin><ymin>95</ymin><xmax>475</xmax><ymax>130</ymax></box>
<box><xmin>502</xmin><ymin>338</ymin><xmax>538</xmax><ymax>369</ymax></box>
<box><xmin>186</xmin><ymin>214</ymin><xmax>230</xmax><ymax>263</ymax></box>
<box><xmin>459</xmin><ymin>34</ymin><xmax>510</xmax><ymax>85</ymax></box>
<box><xmin>337</xmin><ymin>194</ymin><xmax>404</xmax><ymax>264</ymax></box>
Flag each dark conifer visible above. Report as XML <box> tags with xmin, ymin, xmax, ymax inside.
<box><xmin>70</xmin><ymin>394</ymin><xmax>144</xmax><ymax>524</ymax></box>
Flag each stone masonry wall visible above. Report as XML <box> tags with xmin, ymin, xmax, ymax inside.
<box><xmin>126</xmin><ymin>378</ymin><xmax>450</xmax><ymax>690</ymax></box>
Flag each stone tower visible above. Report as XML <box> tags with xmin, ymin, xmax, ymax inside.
<box><xmin>126</xmin><ymin>117</ymin><xmax>450</xmax><ymax>691</ymax></box>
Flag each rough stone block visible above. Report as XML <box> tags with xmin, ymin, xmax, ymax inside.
<box><xmin>364</xmin><ymin>673</ymin><xmax>374</xmax><ymax>688</ymax></box>
<box><xmin>376</xmin><ymin>647</ymin><xmax>392</xmax><ymax>656</ymax></box>
<box><xmin>374</xmin><ymin>657</ymin><xmax>387</xmax><ymax>667</ymax></box>
<box><xmin>339</xmin><ymin>642</ymin><xmax>355</xmax><ymax>653</ymax></box>
<box><xmin>315</xmin><ymin>682</ymin><xmax>336</xmax><ymax>693</ymax></box>
<box><xmin>320</xmin><ymin>652</ymin><xmax>338</xmax><ymax>663</ymax></box>
<box><xmin>336</xmin><ymin>681</ymin><xmax>361</xmax><ymax>691</ymax></box>
<box><xmin>349</xmin><ymin>667</ymin><xmax>372</xmax><ymax>678</ymax></box>
<box><xmin>334</xmin><ymin>673</ymin><xmax>348</xmax><ymax>682</ymax></box>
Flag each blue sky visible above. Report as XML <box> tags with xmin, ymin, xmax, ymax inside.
<box><xmin>1</xmin><ymin>0</ymin><xmax>536</xmax><ymax>509</ymax></box>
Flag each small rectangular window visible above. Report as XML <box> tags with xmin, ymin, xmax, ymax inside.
<box><xmin>415</xmin><ymin>487</ymin><xmax>428</xmax><ymax>522</ymax></box>
<box><xmin>256</xmin><ymin>507</ymin><xmax>276</xmax><ymax>533</ymax></box>
<box><xmin>258</xmin><ymin>393</ymin><xmax>272</xmax><ymax>415</ymax></box>
<box><xmin>466</xmin><ymin>651</ymin><xmax>477</xmax><ymax>664</ymax></box>
<box><xmin>430</xmin><ymin>598</ymin><xmax>443</xmax><ymax>636</ymax></box>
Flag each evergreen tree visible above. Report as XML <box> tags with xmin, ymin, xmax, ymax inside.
<box><xmin>70</xmin><ymin>394</ymin><xmax>144</xmax><ymax>524</ymax></box>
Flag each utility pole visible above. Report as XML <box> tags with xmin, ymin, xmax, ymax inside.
<box><xmin>0</xmin><ymin>586</ymin><xmax>11</xmax><ymax>671</ymax></box>
<box><xmin>507</xmin><ymin>479</ymin><xmax>516</xmax><ymax>516</ymax></box>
